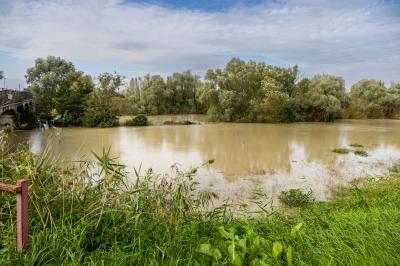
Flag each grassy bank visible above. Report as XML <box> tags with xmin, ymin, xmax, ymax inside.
<box><xmin>0</xmin><ymin>138</ymin><xmax>399</xmax><ymax>265</ymax></box>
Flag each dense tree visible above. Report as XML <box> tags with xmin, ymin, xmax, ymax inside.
<box><xmin>82</xmin><ymin>73</ymin><xmax>124</xmax><ymax>127</ymax></box>
<box><xmin>202</xmin><ymin>58</ymin><xmax>299</xmax><ymax>122</ymax></box>
<box><xmin>348</xmin><ymin>79</ymin><xmax>391</xmax><ymax>118</ymax></box>
<box><xmin>24</xmin><ymin>56</ymin><xmax>400</xmax><ymax>127</ymax></box>
<box><xmin>303</xmin><ymin>75</ymin><xmax>347</xmax><ymax>122</ymax></box>
<box><xmin>26</xmin><ymin>56</ymin><xmax>77</xmax><ymax>120</ymax></box>
<box><xmin>165</xmin><ymin>71</ymin><xmax>200</xmax><ymax>114</ymax></box>
<box><xmin>53</xmin><ymin>74</ymin><xmax>94</xmax><ymax>125</ymax></box>
<box><xmin>0</xmin><ymin>70</ymin><xmax>4</xmax><ymax>85</ymax></box>
<box><xmin>385</xmin><ymin>83</ymin><xmax>400</xmax><ymax>118</ymax></box>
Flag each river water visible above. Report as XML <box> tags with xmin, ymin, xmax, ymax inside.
<box><xmin>11</xmin><ymin>118</ymin><xmax>400</xmax><ymax>202</ymax></box>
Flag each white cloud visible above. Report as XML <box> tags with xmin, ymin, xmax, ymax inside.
<box><xmin>0</xmin><ymin>0</ymin><xmax>399</xmax><ymax>86</ymax></box>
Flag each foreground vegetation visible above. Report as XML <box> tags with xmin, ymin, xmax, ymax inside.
<box><xmin>1</xmin><ymin>136</ymin><xmax>399</xmax><ymax>265</ymax></box>
<box><xmin>20</xmin><ymin>56</ymin><xmax>400</xmax><ymax>127</ymax></box>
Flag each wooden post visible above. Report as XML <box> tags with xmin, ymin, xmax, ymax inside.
<box><xmin>16</xmin><ymin>179</ymin><xmax>28</xmax><ymax>251</ymax></box>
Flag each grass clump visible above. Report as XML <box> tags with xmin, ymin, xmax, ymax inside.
<box><xmin>1</xmin><ymin>133</ymin><xmax>400</xmax><ymax>265</ymax></box>
<box><xmin>354</xmin><ymin>150</ymin><xmax>368</xmax><ymax>157</ymax></box>
<box><xmin>279</xmin><ymin>189</ymin><xmax>314</xmax><ymax>207</ymax></box>
<box><xmin>389</xmin><ymin>165</ymin><xmax>400</xmax><ymax>173</ymax></box>
<box><xmin>125</xmin><ymin>114</ymin><xmax>149</xmax><ymax>126</ymax></box>
<box><xmin>332</xmin><ymin>147</ymin><xmax>351</xmax><ymax>154</ymax></box>
<box><xmin>350</xmin><ymin>143</ymin><xmax>364</xmax><ymax>148</ymax></box>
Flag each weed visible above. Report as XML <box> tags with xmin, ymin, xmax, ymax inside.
<box><xmin>196</xmin><ymin>219</ymin><xmax>304</xmax><ymax>265</ymax></box>
<box><xmin>279</xmin><ymin>189</ymin><xmax>314</xmax><ymax>207</ymax></box>
<box><xmin>354</xmin><ymin>150</ymin><xmax>368</xmax><ymax>157</ymax></box>
<box><xmin>125</xmin><ymin>115</ymin><xmax>149</xmax><ymax>126</ymax></box>
<box><xmin>350</xmin><ymin>143</ymin><xmax>364</xmax><ymax>148</ymax></box>
<box><xmin>332</xmin><ymin>147</ymin><xmax>351</xmax><ymax>154</ymax></box>
<box><xmin>389</xmin><ymin>165</ymin><xmax>400</xmax><ymax>173</ymax></box>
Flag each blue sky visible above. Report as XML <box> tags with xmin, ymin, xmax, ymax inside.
<box><xmin>0</xmin><ymin>0</ymin><xmax>399</xmax><ymax>89</ymax></box>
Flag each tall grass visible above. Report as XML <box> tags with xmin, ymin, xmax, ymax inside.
<box><xmin>1</xmin><ymin>132</ymin><xmax>399</xmax><ymax>265</ymax></box>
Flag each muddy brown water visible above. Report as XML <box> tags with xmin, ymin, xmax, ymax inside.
<box><xmin>11</xmin><ymin>117</ymin><xmax>400</xmax><ymax>202</ymax></box>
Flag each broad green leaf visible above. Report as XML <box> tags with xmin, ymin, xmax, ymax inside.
<box><xmin>272</xmin><ymin>242</ymin><xmax>283</xmax><ymax>259</ymax></box>
<box><xmin>218</xmin><ymin>226</ymin><xmax>231</xmax><ymax>239</ymax></box>
<box><xmin>196</xmin><ymin>244</ymin><xmax>222</xmax><ymax>260</ymax></box>
<box><xmin>290</xmin><ymin>222</ymin><xmax>303</xmax><ymax>237</ymax></box>
<box><xmin>286</xmin><ymin>245</ymin><xmax>293</xmax><ymax>265</ymax></box>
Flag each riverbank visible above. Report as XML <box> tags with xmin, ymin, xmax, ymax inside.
<box><xmin>1</xmin><ymin>140</ymin><xmax>399</xmax><ymax>265</ymax></box>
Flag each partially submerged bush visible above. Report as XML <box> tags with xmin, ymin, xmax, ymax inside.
<box><xmin>354</xmin><ymin>150</ymin><xmax>368</xmax><ymax>157</ymax></box>
<box><xmin>332</xmin><ymin>147</ymin><xmax>351</xmax><ymax>154</ymax></box>
<box><xmin>279</xmin><ymin>189</ymin><xmax>314</xmax><ymax>207</ymax></box>
<box><xmin>163</xmin><ymin>120</ymin><xmax>196</xmax><ymax>125</ymax></box>
<box><xmin>350</xmin><ymin>143</ymin><xmax>364</xmax><ymax>148</ymax></box>
<box><xmin>389</xmin><ymin>165</ymin><xmax>400</xmax><ymax>173</ymax></box>
<box><xmin>125</xmin><ymin>114</ymin><xmax>149</xmax><ymax>126</ymax></box>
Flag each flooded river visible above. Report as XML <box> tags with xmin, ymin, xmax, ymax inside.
<box><xmin>11</xmin><ymin>118</ymin><xmax>400</xmax><ymax>202</ymax></box>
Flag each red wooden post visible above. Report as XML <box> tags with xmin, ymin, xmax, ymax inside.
<box><xmin>16</xmin><ymin>179</ymin><xmax>28</xmax><ymax>251</ymax></box>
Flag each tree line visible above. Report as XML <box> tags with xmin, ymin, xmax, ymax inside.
<box><xmin>25</xmin><ymin>56</ymin><xmax>400</xmax><ymax>127</ymax></box>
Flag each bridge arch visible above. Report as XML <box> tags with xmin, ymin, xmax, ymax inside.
<box><xmin>0</xmin><ymin>90</ymin><xmax>35</xmax><ymax>129</ymax></box>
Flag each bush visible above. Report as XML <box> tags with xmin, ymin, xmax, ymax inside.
<box><xmin>279</xmin><ymin>189</ymin><xmax>314</xmax><ymax>207</ymax></box>
<box><xmin>354</xmin><ymin>150</ymin><xmax>368</xmax><ymax>157</ymax></box>
<box><xmin>332</xmin><ymin>147</ymin><xmax>351</xmax><ymax>154</ymax></box>
<box><xmin>125</xmin><ymin>115</ymin><xmax>149</xmax><ymax>126</ymax></box>
<box><xmin>350</xmin><ymin>143</ymin><xmax>363</xmax><ymax>148</ymax></box>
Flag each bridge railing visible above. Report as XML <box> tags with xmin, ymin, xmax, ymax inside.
<box><xmin>0</xmin><ymin>179</ymin><xmax>29</xmax><ymax>251</ymax></box>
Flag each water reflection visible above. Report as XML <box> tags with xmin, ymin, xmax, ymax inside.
<box><xmin>11</xmin><ymin>119</ymin><xmax>400</xmax><ymax>200</ymax></box>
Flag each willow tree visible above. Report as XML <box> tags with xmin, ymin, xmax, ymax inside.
<box><xmin>348</xmin><ymin>79</ymin><xmax>400</xmax><ymax>119</ymax></box>
<box><xmin>304</xmin><ymin>75</ymin><xmax>346</xmax><ymax>122</ymax></box>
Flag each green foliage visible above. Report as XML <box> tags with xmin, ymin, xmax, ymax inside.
<box><xmin>25</xmin><ymin>57</ymin><xmax>400</xmax><ymax>126</ymax></box>
<box><xmin>125</xmin><ymin>115</ymin><xmax>149</xmax><ymax>126</ymax></box>
<box><xmin>203</xmin><ymin>58</ymin><xmax>299</xmax><ymax>123</ymax></box>
<box><xmin>347</xmin><ymin>80</ymin><xmax>400</xmax><ymax>119</ymax></box>
<box><xmin>54</xmin><ymin>74</ymin><xmax>94</xmax><ymax>126</ymax></box>
<box><xmin>82</xmin><ymin>73</ymin><xmax>124</xmax><ymax>127</ymax></box>
<box><xmin>163</xmin><ymin>120</ymin><xmax>195</xmax><ymax>125</ymax></box>
<box><xmin>196</xmin><ymin>220</ymin><xmax>304</xmax><ymax>265</ymax></box>
<box><xmin>332</xmin><ymin>147</ymin><xmax>352</xmax><ymax>154</ymax></box>
<box><xmin>26</xmin><ymin>56</ymin><xmax>79</xmax><ymax>120</ymax></box>
<box><xmin>350</xmin><ymin>143</ymin><xmax>364</xmax><ymax>148</ymax></box>
<box><xmin>124</xmin><ymin>71</ymin><xmax>202</xmax><ymax>115</ymax></box>
<box><xmin>389</xmin><ymin>165</ymin><xmax>400</xmax><ymax>173</ymax></box>
<box><xmin>279</xmin><ymin>189</ymin><xmax>314</xmax><ymax>207</ymax></box>
<box><xmin>332</xmin><ymin>146</ymin><xmax>369</xmax><ymax>157</ymax></box>
<box><xmin>303</xmin><ymin>75</ymin><xmax>347</xmax><ymax>122</ymax></box>
<box><xmin>354</xmin><ymin>150</ymin><xmax>368</xmax><ymax>157</ymax></box>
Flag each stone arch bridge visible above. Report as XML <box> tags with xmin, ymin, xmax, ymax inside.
<box><xmin>0</xmin><ymin>90</ymin><xmax>35</xmax><ymax>129</ymax></box>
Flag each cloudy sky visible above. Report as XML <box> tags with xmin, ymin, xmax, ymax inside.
<box><xmin>0</xmin><ymin>0</ymin><xmax>399</xmax><ymax>89</ymax></box>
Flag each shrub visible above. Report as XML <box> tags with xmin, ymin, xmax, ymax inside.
<box><xmin>332</xmin><ymin>147</ymin><xmax>351</xmax><ymax>154</ymax></box>
<box><xmin>389</xmin><ymin>165</ymin><xmax>400</xmax><ymax>173</ymax></box>
<box><xmin>354</xmin><ymin>150</ymin><xmax>368</xmax><ymax>157</ymax></box>
<box><xmin>125</xmin><ymin>115</ymin><xmax>149</xmax><ymax>126</ymax></box>
<box><xmin>350</xmin><ymin>143</ymin><xmax>363</xmax><ymax>148</ymax></box>
<box><xmin>279</xmin><ymin>189</ymin><xmax>314</xmax><ymax>207</ymax></box>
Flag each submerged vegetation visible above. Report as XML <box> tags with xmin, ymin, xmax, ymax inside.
<box><xmin>350</xmin><ymin>143</ymin><xmax>364</xmax><ymax>148</ymax></box>
<box><xmin>125</xmin><ymin>114</ymin><xmax>149</xmax><ymax>127</ymax></box>
<box><xmin>354</xmin><ymin>150</ymin><xmax>369</xmax><ymax>157</ymax></box>
<box><xmin>25</xmin><ymin>56</ymin><xmax>400</xmax><ymax>128</ymax></box>
<box><xmin>332</xmin><ymin>145</ymin><xmax>369</xmax><ymax>157</ymax></box>
<box><xmin>1</xmin><ymin>135</ymin><xmax>399</xmax><ymax>265</ymax></box>
<box><xmin>279</xmin><ymin>189</ymin><xmax>314</xmax><ymax>207</ymax></box>
<box><xmin>332</xmin><ymin>147</ymin><xmax>352</xmax><ymax>154</ymax></box>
